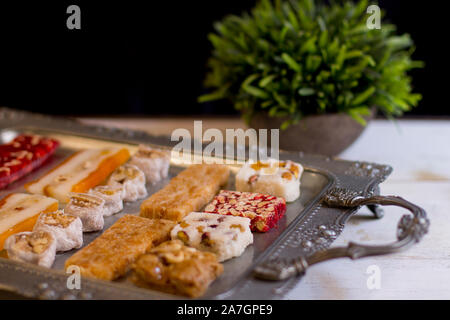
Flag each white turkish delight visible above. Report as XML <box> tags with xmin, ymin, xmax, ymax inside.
<box><xmin>129</xmin><ymin>145</ymin><xmax>170</xmax><ymax>184</ymax></box>
<box><xmin>107</xmin><ymin>164</ymin><xmax>147</xmax><ymax>202</ymax></box>
<box><xmin>235</xmin><ymin>159</ymin><xmax>303</xmax><ymax>202</ymax></box>
<box><xmin>4</xmin><ymin>231</ymin><xmax>57</xmax><ymax>268</ymax></box>
<box><xmin>33</xmin><ymin>210</ymin><xmax>83</xmax><ymax>252</ymax></box>
<box><xmin>171</xmin><ymin>212</ymin><xmax>253</xmax><ymax>262</ymax></box>
<box><xmin>89</xmin><ymin>185</ymin><xmax>123</xmax><ymax>216</ymax></box>
<box><xmin>64</xmin><ymin>193</ymin><xmax>105</xmax><ymax>232</ymax></box>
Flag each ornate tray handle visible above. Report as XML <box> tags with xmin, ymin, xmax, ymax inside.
<box><xmin>254</xmin><ymin>188</ymin><xmax>430</xmax><ymax>281</ymax></box>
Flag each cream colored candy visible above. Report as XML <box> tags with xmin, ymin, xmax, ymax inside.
<box><xmin>33</xmin><ymin>210</ymin><xmax>83</xmax><ymax>252</ymax></box>
<box><xmin>64</xmin><ymin>193</ymin><xmax>105</xmax><ymax>232</ymax></box>
<box><xmin>171</xmin><ymin>212</ymin><xmax>253</xmax><ymax>262</ymax></box>
<box><xmin>108</xmin><ymin>164</ymin><xmax>147</xmax><ymax>202</ymax></box>
<box><xmin>129</xmin><ymin>145</ymin><xmax>170</xmax><ymax>184</ymax></box>
<box><xmin>4</xmin><ymin>231</ymin><xmax>57</xmax><ymax>268</ymax></box>
<box><xmin>235</xmin><ymin>159</ymin><xmax>303</xmax><ymax>202</ymax></box>
<box><xmin>89</xmin><ymin>185</ymin><xmax>123</xmax><ymax>216</ymax></box>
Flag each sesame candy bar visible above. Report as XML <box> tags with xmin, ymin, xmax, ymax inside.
<box><xmin>204</xmin><ymin>190</ymin><xmax>286</xmax><ymax>232</ymax></box>
<box><xmin>171</xmin><ymin>212</ymin><xmax>253</xmax><ymax>262</ymax></box>
<box><xmin>65</xmin><ymin>215</ymin><xmax>176</xmax><ymax>280</ymax></box>
<box><xmin>140</xmin><ymin>164</ymin><xmax>230</xmax><ymax>222</ymax></box>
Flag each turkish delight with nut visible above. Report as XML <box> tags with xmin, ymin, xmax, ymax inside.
<box><xmin>65</xmin><ymin>215</ymin><xmax>175</xmax><ymax>280</ymax></box>
<box><xmin>89</xmin><ymin>185</ymin><xmax>123</xmax><ymax>216</ymax></box>
<box><xmin>129</xmin><ymin>145</ymin><xmax>170</xmax><ymax>184</ymax></box>
<box><xmin>33</xmin><ymin>210</ymin><xmax>83</xmax><ymax>252</ymax></box>
<box><xmin>130</xmin><ymin>240</ymin><xmax>223</xmax><ymax>298</ymax></box>
<box><xmin>107</xmin><ymin>164</ymin><xmax>147</xmax><ymax>202</ymax></box>
<box><xmin>4</xmin><ymin>230</ymin><xmax>57</xmax><ymax>268</ymax></box>
<box><xmin>235</xmin><ymin>159</ymin><xmax>303</xmax><ymax>202</ymax></box>
<box><xmin>64</xmin><ymin>193</ymin><xmax>105</xmax><ymax>232</ymax></box>
<box><xmin>204</xmin><ymin>190</ymin><xmax>286</xmax><ymax>232</ymax></box>
<box><xmin>171</xmin><ymin>212</ymin><xmax>252</xmax><ymax>262</ymax></box>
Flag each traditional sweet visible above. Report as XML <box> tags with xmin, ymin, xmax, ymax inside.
<box><xmin>64</xmin><ymin>193</ymin><xmax>105</xmax><ymax>232</ymax></box>
<box><xmin>33</xmin><ymin>210</ymin><xmax>83</xmax><ymax>252</ymax></box>
<box><xmin>130</xmin><ymin>240</ymin><xmax>223</xmax><ymax>298</ymax></box>
<box><xmin>128</xmin><ymin>145</ymin><xmax>170</xmax><ymax>184</ymax></box>
<box><xmin>65</xmin><ymin>215</ymin><xmax>176</xmax><ymax>280</ymax></box>
<box><xmin>0</xmin><ymin>193</ymin><xmax>59</xmax><ymax>250</ymax></box>
<box><xmin>171</xmin><ymin>212</ymin><xmax>252</xmax><ymax>262</ymax></box>
<box><xmin>204</xmin><ymin>190</ymin><xmax>286</xmax><ymax>232</ymax></box>
<box><xmin>0</xmin><ymin>134</ymin><xmax>60</xmax><ymax>189</ymax></box>
<box><xmin>25</xmin><ymin>147</ymin><xmax>130</xmax><ymax>203</ymax></box>
<box><xmin>107</xmin><ymin>164</ymin><xmax>147</xmax><ymax>202</ymax></box>
<box><xmin>140</xmin><ymin>164</ymin><xmax>230</xmax><ymax>221</ymax></box>
<box><xmin>4</xmin><ymin>231</ymin><xmax>57</xmax><ymax>268</ymax></box>
<box><xmin>235</xmin><ymin>159</ymin><xmax>303</xmax><ymax>202</ymax></box>
<box><xmin>89</xmin><ymin>185</ymin><xmax>123</xmax><ymax>216</ymax></box>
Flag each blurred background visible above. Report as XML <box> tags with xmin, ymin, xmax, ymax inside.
<box><xmin>0</xmin><ymin>0</ymin><xmax>446</xmax><ymax>117</ymax></box>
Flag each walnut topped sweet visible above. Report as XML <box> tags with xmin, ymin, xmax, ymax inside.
<box><xmin>129</xmin><ymin>145</ymin><xmax>170</xmax><ymax>185</ymax></box>
<box><xmin>65</xmin><ymin>193</ymin><xmax>105</xmax><ymax>232</ymax></box>
<box><xmin>108</xmin><ymin>164</ymin><xmax>147</xmax><ymax>202</ymax></box>
<box><xmin>130</xmin><ymin>240</ymin><xmax>223</xmax><ymax>298</ymax></box>
<box><xmin>33</xmin><ymin>210</ymin><xmax>83</xmax><ymax>252</ymax></box>
<box><xmin>4</xmin><ymin>231</ymin><xmax>57</xmax><ymax>268</ymax></box>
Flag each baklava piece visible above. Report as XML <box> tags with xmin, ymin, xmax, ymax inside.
<box><xmin>129</xmin><ymin>145</ymin><xmax>170</xmax><ymax>184</ymax></box>
<box><xmin>107</xmin><ymin>164</ymin><xmax>147</xmax><ymax>202</ymax></box>
<box><xmin>33</xmin><ymin>210</ymin><xmax>83</xmax><ymax>252</ymax></box>
<box><xmin>4</xmin><ymin>231</ymin><xmax>57</xmax><ymax>268</ymax></box>
<box><xmin>171</xmin><ymin>212</ymin><xmax>252</xmax><ymax>262</ymax></box>
<box><xmin>140</xmin><ymin>164</ymin><xmax>230</xmax><ymax>221</ymax></box>
<box><xmin>130</xmin><ymin>240</ymin><xmax>223</xmax><ymax>298</ymax></box>
<box><xmin>204</xmin><ymin>190</ymin><xmax>286</xmax><ymax>232</ymax></box>
<box><xmin>65</xmin><ymin>215</ymin><xmax>175</xmax><ymax>280</ymax></box>
<box><xmin>89</xmin><ymin>185</ymin><xmax>123</xmax><ymax>216</ymax></box>
<box><xmin>235</xmin><ymin>159</ymin><xmax>303</xmax><ymax>202</ymax></box>
<box><xmin>64</xmin><ymin>193</ymin><xmax>105</xmax><ymax>232</ymax></box>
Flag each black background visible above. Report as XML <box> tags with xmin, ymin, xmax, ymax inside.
<box><xmin>0</xmin><ymin>1</ymin><xmax>446</xmax><ymax>117</ymax></box>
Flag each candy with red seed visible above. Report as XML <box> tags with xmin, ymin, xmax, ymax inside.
<box><xmin>204</xmin><ymin>190</ymin><xmax>286</xmax><ymax>232</ymax></box>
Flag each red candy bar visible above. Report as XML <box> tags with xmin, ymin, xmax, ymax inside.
<box><xmin>204</xmin><ymin>190</ymin><xmax>286</xmax><ymax>232</ymax></box>
<box><xmin>0</xmin><ymin>134</ymin><xmax>60</xmax><ymax>189</ymax></box>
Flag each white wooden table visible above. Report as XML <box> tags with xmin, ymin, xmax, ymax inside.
<box><xmin>79</xmin><ymin>117</ymin><xmax>450</xmax><ymax>300</ymax></box>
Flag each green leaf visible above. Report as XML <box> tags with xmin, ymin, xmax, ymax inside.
<box><xmin>242</xmin><ymin>85</ymin><xmax>269</xmax><ymax>99</ymax></box>
<box><xmin>259</xmin><ymin>75</ymin><xmax>277</xmax><ymax>87</ymax></box>
<box><xmin>351</xmin><ymin>86</ymin><xmax>376</xmax><ymax>105</ymax></box>
<box><xmin>298</xmin><ymin>88</ymin><xmax>315</xmax><ymax>96</ymax></box>
<box><xmin>281</xmin><ymin>53</ymin><xmax>301</xmax><ymax>72</ymax></box>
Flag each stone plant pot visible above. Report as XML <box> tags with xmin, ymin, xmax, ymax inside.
<box><xmin>249</xmin><ymin>111</ymin><xmax>374</xmax><ymax>156</ymax></box>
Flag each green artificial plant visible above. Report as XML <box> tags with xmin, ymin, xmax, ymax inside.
<box><xmin>199</xmin><ymin>0</ymin><xmax>423</xmax><ymax>129</ymax></box>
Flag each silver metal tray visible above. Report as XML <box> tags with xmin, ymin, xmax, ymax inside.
<box><xmin>0</xmin><ymin>108</ymin><xmax>429</xmax><ymax>300</ymax></box>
